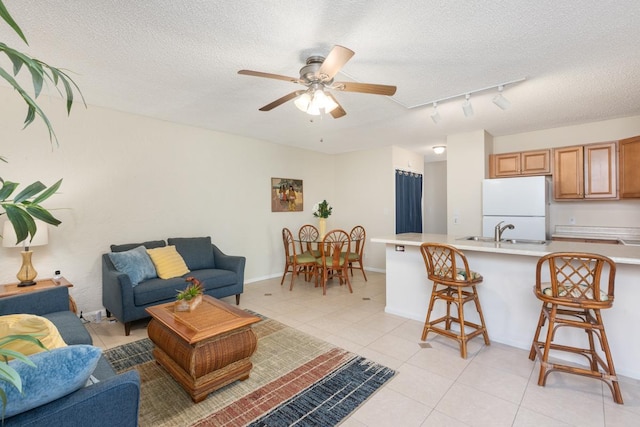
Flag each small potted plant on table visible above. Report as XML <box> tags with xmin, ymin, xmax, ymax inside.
<box><xmin>175</xmin><ymin>277</ymin><xmax>204</xmax><ymax>312</ymax></box>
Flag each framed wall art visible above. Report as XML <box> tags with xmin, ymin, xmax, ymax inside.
<box><xmin>271</xmin><ymin>177</ymin><xmax>303</xmax><ymax>212</ymax></box>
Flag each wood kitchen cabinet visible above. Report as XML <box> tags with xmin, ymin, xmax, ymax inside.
<box><xmin>553</xmin><ymin>141</ymin><xmax>618</xmax><ymax>200</ymax></box>
<box><xmin>489</xmin><ymin>149</ymin><xmax>551</xmax><ymax>178</ymax></box>
<box><xmin>619</xmin><ymin>135</ymin><xmax>640</xmax><ymax>198</ymax></box>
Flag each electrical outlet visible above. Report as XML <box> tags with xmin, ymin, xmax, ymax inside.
<box><xmin>569</xmin><ymin>217</ymin><xmax>576</xmax><ymax>225</ymax></box>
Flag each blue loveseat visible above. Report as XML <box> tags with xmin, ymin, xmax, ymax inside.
<box><xmin>102</xmin><ymin>236</ymin><xmax>246</xmax><ymax>335</ymax></box>
<box><xmin>0</xmin><ymin>286</ymin><xmax>140</xmax><ymax>427</ymax></box>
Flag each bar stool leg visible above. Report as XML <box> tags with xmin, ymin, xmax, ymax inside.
<box><xmin>594</xmin><ymin>310</ymin><xmax>623</xmax><ymax>404</ymax></box>
<box><xmin>457</xmin><ymin>287</ymin><xmax>467</xmax><ymax>358</ymax></box>
<box><xmin>537</xmin><ymin>305</ymin><xmax>558</xmax><ymax>386</ymax></box>
<box><xmin>471</xmin><ymin>285</ymin><xmax>491</xmax><ymax>345</ymax></box>
<box><xmin>421</xmin><ymin>282</ymin><xmax>439</xmax><ymax>341</ymax></box>
<box><xmin>529</xmin><ymin>304</ymin><xmax>547</xmax><ymax>361</ymax></box>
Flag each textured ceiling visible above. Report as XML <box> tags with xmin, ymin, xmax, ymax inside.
<box><xmin>2</xmin><ymin>1</ymin><xmax>640</xmax><ymax>161</ymax></box>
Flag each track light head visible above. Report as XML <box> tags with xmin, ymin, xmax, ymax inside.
<box><xmin>430</xmin><ymin>102</ymin><xmax>441</xmax><ymax>123</ymax></box>
<box><xmin>462</xmin><ymin>94</ymin><xmax>474</xmax><ymax>117</ymax></box>
<box><xmin>492</xmin><ymin>85</ymin><xmax>511</xmax><ymax>110</ymax></box>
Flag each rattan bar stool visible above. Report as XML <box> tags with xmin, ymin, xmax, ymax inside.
<box><xmin>419</xmin><ymin>243</ymin><xmax>490</xmax><ymax>358</ymax></box>
<box><xmin>529</xmin><ymin>252</ymin><xmax>623</xmax><ymax>404</ymax></box>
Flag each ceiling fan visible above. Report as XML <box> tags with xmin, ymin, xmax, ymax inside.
<box><xmin>238</xmin><ymin>45</ymin><xmax>397</xmax><ymax>119</ymax></box>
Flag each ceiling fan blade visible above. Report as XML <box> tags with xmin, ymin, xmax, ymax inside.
<box><xmin>258</xmin><ymin>91</ymin><xmax>304</xmax><ymax>111</ymax></box>
<box><xmin>327</xmin><ymin>94</ymin><xmax>346</xmax><ymax>119</ymax></box>
<box><xmin>318</xmin><ymin>45</ymin><xmax>354</xmax><ymax>81</ymax></box>
<box><xmin>238</xmin><ymin>69</ymin><xmax>301</xmax><ymax>84</ymax></box>
<box><xmin>334</xmin><ymin>81</ymin><xmax>397</xmax><ymax>96</ymax></box>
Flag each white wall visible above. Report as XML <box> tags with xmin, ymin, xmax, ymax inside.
<box><xmin>0</xmin><ymin>87</ymin><xmax>395</xmax><ymax>313</ymax></box>
<box><xmin>424</xmin><ymin>161</ymin><xmax>447</xmax><ymax>233</ymax></box>
<box><xmin>446</xmin><ymin>130</ymin><xmax>492</xmax><ymax>236</ymax></box>
<box><xmin>333</xmin><ymin>147</ymin><xmax>396</xmax><ymax>271</ymax></box>
<box><xmin>493</xmin><ymin>115</ymin><xmax>640</xmax><ymax>230</ymax></box>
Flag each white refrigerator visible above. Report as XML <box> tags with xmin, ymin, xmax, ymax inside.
<box><xmin>482</xmin><ymin>176</ymin><xmax>549</xmax><ymax>240</ymax></box>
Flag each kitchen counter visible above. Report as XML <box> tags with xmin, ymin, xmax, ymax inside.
<box><xmin>371</xmin><ymin>232</ymin><xmax>640</xmax><ymax>264</ymax></box>
<box><xmin>372</xmin><ymin>233</ymin><xmax>640</xmax><ymax>379</ymax></box>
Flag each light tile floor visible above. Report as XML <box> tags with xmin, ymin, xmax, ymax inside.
<box><xmin>87</xmin><ymin>272</ymin><xmax>640</xmax><ymax>426</ymax></box>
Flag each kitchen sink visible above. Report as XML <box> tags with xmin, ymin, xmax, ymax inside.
<box><xmin>501</xmin><ymin>238</ymin><xmax>547</xmax><ymax>245</ymax></box>
<box><xmin>459</xmin><ymin>236</ymin><xmax>547</xmax><ymax>245</ymax></box>
<box><xmin>460</xmin><ymin>236</ymin><xmax>496</xmax><ymax>243</ymax></box>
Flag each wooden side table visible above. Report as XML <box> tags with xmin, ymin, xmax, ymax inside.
<box><xmin>0</xmin><ymin>277</ymin><xmax>77</xmax><ymax>313</ymax></box>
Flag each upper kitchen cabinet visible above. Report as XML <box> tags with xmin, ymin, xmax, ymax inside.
<box><xmin>553</xmin><ymin>141</ymin><xmax>618</xmax><ymax>200</ymax></box>
<box><xmin>489</xmin><ymin>149</ymin><xmax>551</xmax><ymax>178</ymax></box>
<box><xmin>619</xmin><ymin>136</ymin><xmax>640</xmax><ymax>198</ymax></box>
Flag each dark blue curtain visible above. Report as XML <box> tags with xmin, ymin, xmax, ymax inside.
<box><xmin>395</xmin><ymin>170</ymin><xmax>423</xmax><ymax>234</ymax></box>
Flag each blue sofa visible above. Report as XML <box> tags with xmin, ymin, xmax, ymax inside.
<box><xmin>102</xmin><ymin>236</ymin><xmax>246</xmax><ymax>335</ymax></box>
<box><xmin>0</xmin><ymin>286</ymin><xmax>140</xmax><ymax>427</ymax></box>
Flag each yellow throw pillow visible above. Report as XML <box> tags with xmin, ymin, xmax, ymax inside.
<box><xmin>0</xmin><ymin>314</ymin><xmax>67</xmax><ymax>358</ymax></box>
<box><xmin>146</xmin><ymin>245</ymin><xmax>190</xmax><ymax>279</ymax></box>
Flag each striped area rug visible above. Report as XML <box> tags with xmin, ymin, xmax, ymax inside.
<box><xmin>104</xmin><ymin>315</ymin><xmax>396</xmax><ymax>426</ymax></box>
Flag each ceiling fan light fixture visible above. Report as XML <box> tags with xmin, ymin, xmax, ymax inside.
<box><xmin>299</xmin><ymin>89</ymin><xmax>338</xmax><ymax>115</ymax></box>
<box><xmin>430</xmin><ymin>102</ymin><xmax>441</xmax><ymax>124</ymax></box>
<box><xmin>492</xmin><ymin>85</ymin><xmax>511</xmax><ymax>110</ymax></box>
<box><xmin>433</xmin><ymin>145</ymin><xmax>446</xmax><ymax>154</ymax></box>
<box><xmin>462</xmin><ymin>94</ymin><xmax>474</xmax><ymax>117</ymax></box>
<box><xmin>294</xmin><ymin>92</ymin><xmax>312</xmax><ymax>112</ymax></box>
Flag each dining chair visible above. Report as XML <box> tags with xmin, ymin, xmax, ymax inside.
<box><xmin>529</xmin><ymin>252</ymin><xmax>622</xmax><ymax>404</ymax></box>
<box><xmin>314</xmin><ymin>229</ymin><xmax>353</xmax><ymax>295</ymax></box>
<box><xmin>280</xmin><ymin>228</ymin><xmax>317</xmax><ymax>291</ymax></box>
<box><xmin>298</xmin><ymin>224</ymin><xmax>321</xmax><ymax>257</ymax></box>
<box><xmin>419</xmin><ymin>242</ymin><xmax>490</xmax><ymax>358</ymax></box>
<box><xmin>347</xmin><ymin>225</ymin><xmax>367</xmax><ymax>281</ymax></box>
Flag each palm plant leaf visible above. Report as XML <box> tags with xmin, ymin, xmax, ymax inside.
<box><xmin>0</xmin><ymin>66</ymin><xmax>56</xmax><ymax>142</ymax></box>
<box><xmin>0</xmin><ymin>0</ymin><xmax>27</xmax><ymax>44</ymax></box>
<box><xmin>31</xmin><ymin>178</ymin><xmax>62</xmax><ymax>204</ymax></box>
<box><xmin>0</xmin><ymin>1</ymin><xmax>85</xmax><ymax>144</ymax></box>
<box><xmin>25</xmin><ymin>205</ymin><xmax>62</xmax><ymax>226</ymax></box>
<box><xmin>0</xmin><ymin>181</ymin><xmax>18</xmax><ymax>201</ymax></box>
<box><xmin>12</xmin><ymin>181</ymin><xmax>46</xmax><ymax>203</ymax></box>
<box><xmin>2</xmin><ymin>205</ymin><xmax>35</xmax><ymax>243</ymax></box>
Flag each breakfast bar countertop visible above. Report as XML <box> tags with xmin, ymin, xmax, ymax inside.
<box><xmin>371</xmin><ymin>233</ymin><xmax>640</xmax><ymax>265</ymax></box>
<box><xmin>372</xmin><ymin>232</ymin><xmax>640</xmax><ymax>380</ymax></box>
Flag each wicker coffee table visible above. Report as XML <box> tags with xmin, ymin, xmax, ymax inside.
<box><xmin>146</xmin><ymin>295</ymin><xmax>261</xmax><ymax>402</ymax></box>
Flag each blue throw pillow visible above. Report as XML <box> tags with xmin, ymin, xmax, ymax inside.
<box><xmin>108</xmin><ymin>245</ymin><xmax>157</xmax><ymax>286</ymax></box>
<box><xmin>168</xmin><ymin>237</ymin><xmax>215</xmax><ymax>270</ymax></box>
<box><xmin>0</xmin><ymin>345</ymin><xmax>102</xmax><ymax>418</ymax></box>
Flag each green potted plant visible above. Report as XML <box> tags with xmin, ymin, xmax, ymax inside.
<box><xmin>0</xmin><ymin>0</ymin><xmax>82</xmax><ymax>417</ymax></box>
<box><xmin>175</xmin><ymin>277</ymin><xmax>204</xmax><ymax>312</ymax></box>
<box><xmin>312</xmin><ymin>199</ymin><xmax>332</xmax><ymax>238</ymax></box>
<box><xmin>1</xmin><ymin>0</ymin><xmax>84</xmax><ymax>242</ymax></box>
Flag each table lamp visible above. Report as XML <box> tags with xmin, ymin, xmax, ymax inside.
<box><xmin>2</xmin><ymin>220</ymin><xmax>49</xmax><ymax>287</ymax></box>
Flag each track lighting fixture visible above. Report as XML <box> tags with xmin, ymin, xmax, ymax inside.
<box><xmin>433</xmin><ymin>145</ymin><xmax>446</xmax><ymax>154</ymax></box>
<box><xmin>430</xmin><ymin>102</ymin><xmax>441</xmax><ymax>123</ymax></box>
<box><xmin>492</xmin><ymin>85</ymin><xmax>511</xmax><ymax>110</ymax></box>
<box><xmin>462</xmin><ymin>94</ymin><xmax>474</xmax><ymax>117</ymax></box>
<box><xmin>410</xmin><ymin>77</ymin><xmax>525</xmax><ymax>122</ymax></box>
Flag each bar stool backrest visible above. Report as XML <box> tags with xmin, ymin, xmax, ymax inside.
<box><xmin>535</xmin><ymin>252</ymin><xmax>616</xmax><ymax>309</ymax></box>
<box><xmin>419</xmin><ymin>243</ymin><xmax>481</xmax><ymax>285</ymax></box>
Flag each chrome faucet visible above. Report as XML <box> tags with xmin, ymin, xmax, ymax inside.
<box><xmin>494</xmin><ymin>221</ymin><xmax>515</xmax><ymax>242</ymax></box>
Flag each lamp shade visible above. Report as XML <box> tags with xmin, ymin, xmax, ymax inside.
<box><xmin>2</xmin><ymin>220</ymin><xmax>49</xmax><ymax>248</ymax></box>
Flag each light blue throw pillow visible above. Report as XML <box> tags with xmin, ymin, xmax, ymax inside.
<box><xmin>108</xmin><ymin>245</ymin><xmax>157</xmax><ymax>286</ymax></box>
<box><xmin>1</xmin><ymin>345</ymin><xmax>102</xmax><ymax>418</ymax></box>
